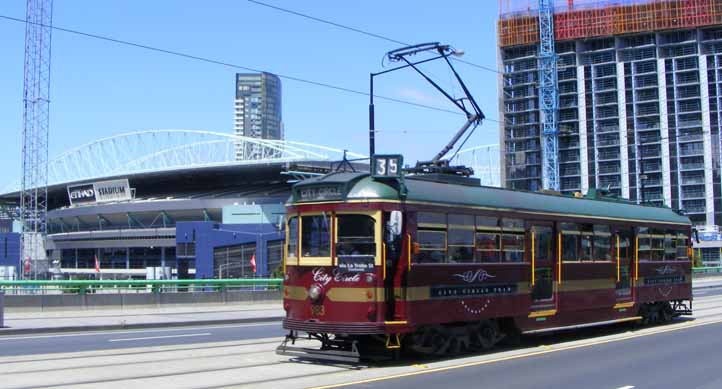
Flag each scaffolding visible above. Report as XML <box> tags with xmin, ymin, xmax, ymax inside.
<box><xmin>499</xmin><ymin>0</ymin><xmax>722</xmax><ymax>47</ymax></box>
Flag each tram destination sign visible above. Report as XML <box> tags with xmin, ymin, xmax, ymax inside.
<box><xmin>295</xmin><ymin>184</ymin><xmax>344</xmax><ymax>202</ymax></box>
<box><xmin>67</xmin><ymin>179</ymin><xmax>132</xmax><ymax>205</ymax></box>
<box><xmin>337</xmin><ymin>255</ymin><xmax>375</xmax><ymax>273</ymax></box>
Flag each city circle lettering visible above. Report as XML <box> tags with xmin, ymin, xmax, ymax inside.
<box><xmin>312</xmin><ymin>267</ymin><xmax>361</xmax><ymax>286</ymax></box>
<box><xmin>299</xmin><ymin>186</ymin><xmax>342</xmax><ymax>201</ymax></box>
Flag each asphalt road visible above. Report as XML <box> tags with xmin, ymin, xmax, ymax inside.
<box><xmin>0</xmin><ymin>321</ymin><xmax>284</xmax><ymax>356</ymax></box>
<box><xmin>0</xmin><ymin>284</ymin><xmax>714</xmax><ymax>358</ymax></box>
<box><xmin>346</xmin><ymin>320</ymin><xmax>722</xmax><ymax>389</ymax></box>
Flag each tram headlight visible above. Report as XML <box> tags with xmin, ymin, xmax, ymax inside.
<box><xmin>308</xmin><ymin>284</ymin><xmax>323</xmax><ymax>302</ymax></box>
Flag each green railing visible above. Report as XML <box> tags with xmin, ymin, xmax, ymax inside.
<box><xmin>693</xmin><ymin>267</ymin><xmax>722</xmax><ymax>275</ymax></box>
<box><xmin>0</xmin><ymin>278</ymin><xmax>283</xmax><ymax>295</ymax></box>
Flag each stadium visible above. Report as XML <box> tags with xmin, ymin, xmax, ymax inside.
<box><xmin>0</xmin><ymin>129</ymin><xmax>500</xmax><ymax>280</ymax></box>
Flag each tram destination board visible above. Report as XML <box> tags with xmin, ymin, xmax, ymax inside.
<box><xmin>337</xmin><ymin>255</ymin><xmax>375</xmax><ymax>273</ymax></box>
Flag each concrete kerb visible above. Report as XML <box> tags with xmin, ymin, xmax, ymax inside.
<box><xmin>0</xmin><ymin>315</ymin><xmax>284</xmax><ymax>335</ymax></box>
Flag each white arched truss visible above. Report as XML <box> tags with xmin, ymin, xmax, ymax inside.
<box><xmin>3</xmin><ymin>130</ymin><xmax>366</xmax><ymax>193</ymax></box>
<box><xmin>452</xmin><ymin>144</ymin><xmax>501</xmax><ymax>187</ymax></box>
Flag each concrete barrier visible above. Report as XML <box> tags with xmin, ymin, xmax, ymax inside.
<box><xmin>2</xmin><ymin>290</ymin><xmax>281</xmax><ymax>312</ymax></box>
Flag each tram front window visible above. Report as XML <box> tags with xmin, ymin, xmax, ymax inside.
<box><xmin>336</xmin><ymin>214</ymin><xmax>376</xmax><ymax>256</ymax></box>
<box><xmin>301</xmin><ymin>214</ymin><xmax>331</xmax><ymax>257</ymax></box>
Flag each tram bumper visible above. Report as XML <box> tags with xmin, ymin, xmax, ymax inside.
<box><xmin>276</xmin><ymin>332</ymin><xmax>360</xmax><ymax>363</ymax></box>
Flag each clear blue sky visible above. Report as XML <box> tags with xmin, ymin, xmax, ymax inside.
<box><xmin>0</xmin><ymin>0</ymin><xmax>501</xmax><ymax>187</ymax></box>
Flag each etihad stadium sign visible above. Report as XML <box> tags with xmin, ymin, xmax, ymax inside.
<box><xmin>67</xmin><ymin>179</ymin><xmax>132</xmax><ymax>205</ymax></box>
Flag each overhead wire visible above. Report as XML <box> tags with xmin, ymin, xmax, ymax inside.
<box><xmin>0</xmin><ymin>14</ymin><xmax>467</xmax><ymax>117</ymax></box>
<box><xmin>0</xmin><ymin>14</ymin><xmax>502</xmax><ymax>125</ymax></box>
<box><xmin>246</xmin><ymin>0</ymin><xmax>501</xmax><ymax>74</ymax></box>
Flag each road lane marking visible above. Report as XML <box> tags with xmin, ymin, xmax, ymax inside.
<box><xmin>616</xmin><ymin>386</ymin><xmax>635</xmax><ymax>389</ymax></box>
<box><xmin>310</xmin><ymin>317</ymin><xmax>722</xmax><ymax>389</ymax></box>
<box><xmin>108</xmin><ymin>333</ymin><xmax>212</xmax><ymax>342</ymax></box>
<box><xmin>0</xmin><ymin>322</ymin><xmax>275</xmax><ymax>341</ymax></box>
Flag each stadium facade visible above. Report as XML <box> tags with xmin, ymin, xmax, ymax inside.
<box><xmin>0</xmin><ymin>130</ymin><xmax>368</xmax><ymax>280</ymax></box>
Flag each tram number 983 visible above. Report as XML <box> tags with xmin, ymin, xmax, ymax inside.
<box><xmin>372</xmin><ymin>154</ymin><xmax>403</xmax><ymax>178</ymax></box>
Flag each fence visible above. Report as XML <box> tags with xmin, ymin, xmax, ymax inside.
<box><xmin>0</xmin><ymin>279</ymin><xmax>283</xmax><ymax>296</ymax></box>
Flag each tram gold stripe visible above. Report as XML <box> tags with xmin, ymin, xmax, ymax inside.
<box><xmin>613</xmin><ymin>302</ymin><xmax>635</xmax><ymax>309</ymax></box>
<box><xmin>310</xmin><ymin>317</ymin><xmax>722</xmax><ymax>389</ymax></box>
<box><xmin>384</xmin><ymin>321</ymin><xmax>408</xmax><ymax>325</ymax></box>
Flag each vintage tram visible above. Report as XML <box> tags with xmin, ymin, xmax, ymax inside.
<box><xmin>276</xmin><ymin>156</ymin><xmax>693</xmax><ymax>362</ymax></box>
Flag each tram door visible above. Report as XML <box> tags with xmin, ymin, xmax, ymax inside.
<box><xmin>529</xmin><ymin>223</ymin><xmax>556</xmax><ymax>310</ymax></box>
<box><xmin>615</xmin><ymin>230</ymin><xmax>634</xmax><ymax>303</ymax></box>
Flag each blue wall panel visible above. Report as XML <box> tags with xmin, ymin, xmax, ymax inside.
<box><xmin>176</xmin><ymin>222</ymin><xmax>284</xmax><ymax>279</ymax></box>
<box><xmin>0</xmin><ymin>233</ymin><xmax>21</xmax><ymax>268</ymax></box>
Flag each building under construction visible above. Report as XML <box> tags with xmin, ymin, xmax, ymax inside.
<box><xmin>498</xmin><ymin>0</ymin><xmax>722</xmax><ymax>243</ymax></box>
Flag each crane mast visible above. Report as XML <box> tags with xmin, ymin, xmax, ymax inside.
<box><xmin>20</xmin><ymin>0</ymin><xmax>53</xmax><ymax>278</ymax></box>
<box><xmin>538</xmin><ymin>0</ymin><xmax>560</xmax><ymax>190</ymax></box>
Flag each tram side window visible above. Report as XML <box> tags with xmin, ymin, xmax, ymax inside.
<box><xmin>448</xmin><ymin>214</ymin><xmax>474</xmax><ymax>263</ymax></box>
<box><xmin>650</xmin><ymin>229</ymin><xmax>665</xmax><ymax>261</ymax></box>
<box><xmin>561</xmin><ymin>223</ymin><xmax>580</xmax><ymax>262</ymax></box>
<box><xmin>287</xmin><ymin>217</ymin><xmax>298</xmax><ymax>259</ymax></box>
<box><xmin>301</xmin><ymin>214</ymin><xmax>330</xmax><ymax>257</ymax></box>
<box><xmin>417</xmin><ymin>230</ymin><xmax>446</xmax><ymax>263</ymax></box>
<box><xmin>676</xmin><ymin>233</ymin><xmax>689</xmax><ymax>261</ymax></box>
<box><xmin>417</xmin><ymin>212</ymin><xmax>447</xmax><ymax>263</ymax></box>
<box><xmin>502</xmin><ymin>218</ymin><xmax>525</xmax><ymax>262</ymax></box>
<box><xmin>580</xmin><ymin>224</ymin><xmax>593</xmax><ymax>261</ymax></box>
<box><xmin>637</xmin><ymin>227</ymin><xmax>651</xmax><ymax>261</ymax></box>
<box><xmin>476</xmin><ymin>216</ymin><xmax>501</xmax><ymax>262</ymax></box>
<box><xmin>593</xmin><ymin>225</ymin><xmax>612</xmax><ymax>261</ymax></box>
<box><xmin>663</xmin><ymin>232</ymin><xmax>676</xmax><ymax>261</ymax></box>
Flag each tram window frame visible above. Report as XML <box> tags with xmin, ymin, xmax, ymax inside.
<box><xmin>299</xmin><ymin>212</ymin><xmax>332</xmax><ymax>266</ymax></box>
<box><xmin>335</xmin><ymin>212</ymin><xmax>378</xmax><ymax>258</ymax></box>
<box><xmin>416</xmin><ymin>230</ymin><xmax>447</xmax><ymax>263</ymax></box>
<box><xmin>475</xmin><ymin>216</ymin><xmax>501</xmax><ymax>263</ymax></box>
<box><xmin>580</xmin><ymin>224</ymin><xmax>594</xmax><ymax>261</ymax></box>
<box><xmin>593</xmin><ymin>225</ymin><xmax>612</xmax><ymax>262</ymax></box>
<box><xmin>675</xmin><ymin>232</ymin><xmax>689</xmax><ymax>261</ymax></box>
<box><xmin>285</xmin><ymin>215</ymin><xmax>299</xmax><ymax>266</ymax></box>
<box><xmin>663</xmin><ymin>232</ymin><xmax>677</xmax><ymax>261</ymax></box>
<box><xmin>649</xmin><ymin>228</ymin><xmax>665</xmax><ymax>261</ymax></box>
<box><xmin>560</xmin><ymin>223</ymin><xmax>580</xmax><ymax>262</ymax></box>
<box><xmin>447</xmin><ymin>214</ymin><xmax>475</xmax><ymax>263</ymax></box>
<box><xmin>416</xmin><ymin>212</ymin><xmax>447</xmax><ymax>264</ymax></box>
<box><xmin>637</xmin><ymin>227</ymin><xmax>652</xmax><ymax>261</ymax></box>
<box><xmin>501</xmin><ymin>218</ymin><xmax>526</xmax><ymax>263</ymax></box>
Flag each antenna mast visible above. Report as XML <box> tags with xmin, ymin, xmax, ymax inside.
<box><xmin>21</xmin><ymin>0</ymin><xmax>53</xmax><ymax>279</ymax></box>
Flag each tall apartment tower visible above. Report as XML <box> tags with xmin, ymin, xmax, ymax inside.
<box><xmin>234</xmin><ymin>72</ymin><xmax>282</xmax><ymax>159</ymax></box>
<box><xmin>498</xmin><ymin>0</ymin><xmax>722</xmax><ymax>236</ymax></box>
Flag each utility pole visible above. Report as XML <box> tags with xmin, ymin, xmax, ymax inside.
<box><xmin>20</xmin><ymin>0</ymin><xmax>53</xmax><ymax>279</ymax></box>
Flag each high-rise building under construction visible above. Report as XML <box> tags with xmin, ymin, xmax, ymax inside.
<box><xmin>498</xmin><ymin>0</ymin><xmax>722</xmax><ymax>233</ymax></box>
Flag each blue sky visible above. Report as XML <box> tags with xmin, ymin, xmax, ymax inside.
<box><xmin>0</xmin><ymin>1</ymin><xmax>501</xmax><ymax>187</ymax></box>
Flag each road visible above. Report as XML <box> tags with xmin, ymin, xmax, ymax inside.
<box><xmin>0</xmin><ymin>289</ymin><xmax>721</xmax><ymax>388</ymax></box>
<box><xmin>0</xmin><ymin>322</ymin><xmax>285</xmax><ymax>357</ymax></box>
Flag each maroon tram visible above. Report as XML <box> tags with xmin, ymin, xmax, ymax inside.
<box><xmin>276</xmin><ymin>160</ymin><xmax>693</xmax><ymax>362</ymax></box>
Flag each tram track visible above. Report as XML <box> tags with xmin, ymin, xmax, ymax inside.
<box><xmin>0</xmin><ymin>295</ymin><xmax>721</xmax><ymax>389</ymax></box>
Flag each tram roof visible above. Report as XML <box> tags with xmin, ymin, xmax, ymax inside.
<box><xmin>292</xmin><ymin>172</ymin><xmax>691</xmax><ymax>227</ymax></box>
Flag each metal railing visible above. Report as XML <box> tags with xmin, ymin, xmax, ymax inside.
<box><xmin>693</xmin><ymin>266</ymin><xmax>722</xmax><ymax>274</ymax></box>
<box><xmin>0</xmin><ymin>279</ymin><xmax>283</xmax><ymax>295</ymax></box>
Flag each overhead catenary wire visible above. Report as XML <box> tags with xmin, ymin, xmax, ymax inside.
<box><xmin>1</xmin><ymin>14</ymin><xmax>478</xmax><ymax>119</ymax></box>
<box><xmin>0</xmin><ymin>13</ymin><xmax>503</xmax><ymax>126</ymax></box>
<box><xmin>247</xmin><ymin>0</ymin><xmax>501</xmax><ymax>75</ymax></box>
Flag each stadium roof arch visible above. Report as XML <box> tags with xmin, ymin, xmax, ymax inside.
<box><xmin>2</xmin><ymin>129</ymin><xmax>366</xmax><ymax>194</ymax></box>
<box><xmin>452</xmin><ymin>143</ymin><xmax>501</xmax><ymax>187</ymax></box>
